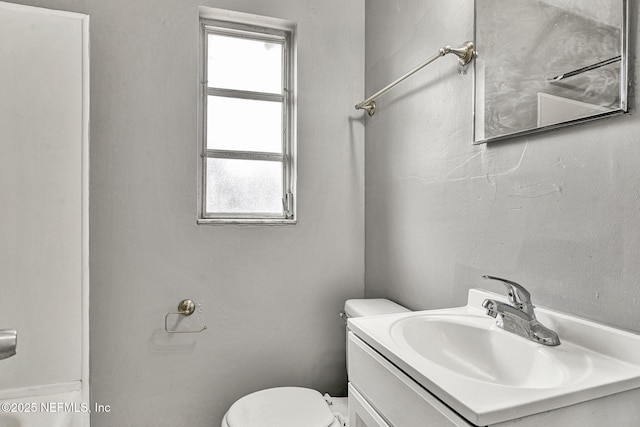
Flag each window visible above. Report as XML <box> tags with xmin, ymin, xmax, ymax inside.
<box><xmin>199</xmin><ymin>14</ymin><xmax>295</xmax><ymax>224</ymax></box>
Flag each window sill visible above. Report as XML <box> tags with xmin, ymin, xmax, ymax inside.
<box><xmin>197</xmin><ymin>218</ymin><xmax>297</xmax><ymax>226</ymax></box>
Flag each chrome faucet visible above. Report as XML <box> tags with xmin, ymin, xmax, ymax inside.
<box><xmin>481</xmin><ymin>275</ymin><xmax>560</xmax><ymax>346</ymax></box>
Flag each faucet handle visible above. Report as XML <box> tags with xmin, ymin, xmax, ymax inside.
<box><xmin>482</xmin><ymin>275</ymin><xmax>532</xmax><ymax>307</ymax></box>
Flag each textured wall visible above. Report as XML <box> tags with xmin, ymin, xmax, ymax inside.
<box><xmin>8</xmin><ymin>0</ymin><xmax>365</xmax><ymax>425</ymax></box>
<box><xmin>364</xmin><ymin>0</ymin><xmax>640</xmax><ymax>334</ymax></box>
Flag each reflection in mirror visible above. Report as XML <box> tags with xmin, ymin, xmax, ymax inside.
<box><xmin>474</xmin><ymin>0</ymin><xmax>628</xmax><ymax>144</ymax></box>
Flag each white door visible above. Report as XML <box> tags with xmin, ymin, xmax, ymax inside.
<box><xmin>0</xmin><ymin>1</ymin><xmax>89</xmax><ymax>425</ymax></box>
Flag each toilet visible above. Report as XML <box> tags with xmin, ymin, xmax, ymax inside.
<box><xmin>221</xmin><ymin>298</ymin><xmax>409</xmax><ymax>427</ymax></box>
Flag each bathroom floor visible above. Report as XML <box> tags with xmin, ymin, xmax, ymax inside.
<box><xmin>326</xmin><ymin>395</ymin><xmax>348</xmax><ymax>426</ymax></box>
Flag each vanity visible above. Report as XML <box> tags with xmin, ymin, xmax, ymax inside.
<box><xmin>347</xmin><ymin>288</ymin><xmax>640</xmax><ymax>426</ymax></box>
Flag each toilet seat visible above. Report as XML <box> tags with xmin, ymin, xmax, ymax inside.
<box><xmin>223</xmin><ymin>387</ymin><xmax>339</xmax><ymax>427</ymax></box>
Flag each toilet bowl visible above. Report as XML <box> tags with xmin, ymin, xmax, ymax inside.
<box><xmin>221</xmin><ymin>299</ymin><xmax>409</xmax><ymax>427</ymax></box>
<box><xmin>221</xmin><ymin>387</ymin><xmax>342</xmax><ymax>427</ymax></box>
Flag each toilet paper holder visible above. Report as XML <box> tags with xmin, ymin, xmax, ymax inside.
<box><xmin>164</xmin><ymin>299</ymin><xmax>207</xmax><ymax>334</ymax></box>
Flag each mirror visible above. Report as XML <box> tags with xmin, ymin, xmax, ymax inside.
<box><xmin>474</xmin><ymin>0</ymin><xmax>628</xmax><ymax>144</ymax></box>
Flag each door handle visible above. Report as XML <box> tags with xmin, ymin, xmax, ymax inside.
<box><xmin>0</xmin><ymin>330</ymin><xmax>17</xmax><ymax>360</ymax></box>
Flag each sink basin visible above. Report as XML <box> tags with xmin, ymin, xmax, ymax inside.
<box><xmin>348</xmin><ymin>289</ymin><xmax>640</xmax><ymax>425</ymax></box>
<box><xmin>390</xmin><ymin>314</ymin><xmax>587</xmax><ymax>388</ymax></box>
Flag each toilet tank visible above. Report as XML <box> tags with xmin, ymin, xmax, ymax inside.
<box><xmin>343</xmin><ymin>299</ymin><xmax>409</xmax><ymax>376</ymax></box>
<box><xmin>343</xmin><ymin>298</ymin><xmax>409</xmax><ymax>319</ymax></box>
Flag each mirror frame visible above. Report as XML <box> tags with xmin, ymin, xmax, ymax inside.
<box><xmin>473</xmin><ymin>0</ymin><xmax>629</xmax><ymax>145</ymax></box>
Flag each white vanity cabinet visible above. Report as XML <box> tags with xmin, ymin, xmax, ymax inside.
<box><xmin>348</xmin><ymin>332</ymin><xmax>472</xmax><ymax>427</ymax></box>
<box><xmin>348</xmin><ymin>384</ymin><xmax>390</xmax><ymax>427</ymax></box>
<box><xmin>347</xmin><ymin>331</ymin><xmax>640</xmax><ymax>427</ymax></box>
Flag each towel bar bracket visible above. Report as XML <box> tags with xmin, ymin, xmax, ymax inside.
<box><xmin>355</xmin><ymin>41</ymin><xmax>475</xmax><ymax>116</ymax></box>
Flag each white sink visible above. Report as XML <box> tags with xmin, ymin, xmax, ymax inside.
<box><xmin>348</xmin><ymin>289</ymin><xmax>640</xmax><ymax>425</ymax></box>
<box><xmin>391</xmin><ymin>313</ymin><xmax>589</xmax><ymax>388</ymax></box>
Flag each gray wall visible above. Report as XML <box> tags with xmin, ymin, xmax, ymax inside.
<box><xmin>365</xmin><ymin>0</ymin><xmax>640</xmax><ymax>334</ymax></box>
<box><xmin>10</xmin><ymin>0</ymin><xmax>364</xmax><ymax>425</ymax></box>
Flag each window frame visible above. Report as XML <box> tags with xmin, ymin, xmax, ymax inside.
<box><xmin>198</xmin><ymin>17</ymin><xmax>296</xmax><ymax>225</ymax></box>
